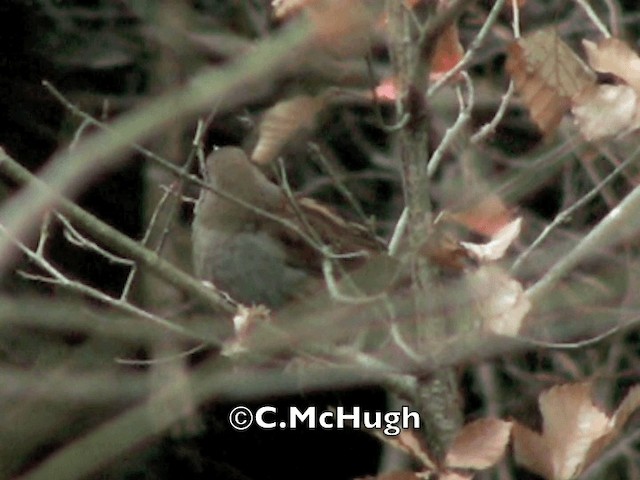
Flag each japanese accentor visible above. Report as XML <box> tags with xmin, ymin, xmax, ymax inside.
<box><xmin>192</xmin><ymin>147</ymin><xmax>384</xmax><ymax>308</ymax></box>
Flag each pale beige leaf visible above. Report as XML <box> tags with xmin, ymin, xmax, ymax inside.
<box><xmin>514</xmin><ymin>383</ymin><xmax>615</xmax><ymax>480</ymax></box>
<box><xmin>572</xmin><ymin>84</ymin><xmax>640</xmax><ymax>140</ymax></box>
<box><xmin>506</xmin><ymin>29</ymin><xmax>596</xmax><ymax>135</ymax></box>
<box><xmin>460</xmin><ymin>217</ymin><xmax>521</xmax><ymax>262</ymax></box>
<box><xmin>539</xmin><ymin>383</ymin><xmax>611</xmax><ymax>479</ymax></box>
<box><xmin>583</xmin><ymin>38</ymin><xmax>640</xmax><ymax>93</ymax></box>
<box><xmin>467</xmin><ymin>265</ymin><xmax>530</xmax><ymax>336</ymax></box>
<box><xmin>445</xmin><ymin>418</ymin><xmax>512</xmax><ymax>470</ymax></box>
<box><xmin>251</xmin><ymin>95</ymin><xmax>325</xmax><ymax>165</ymax></box>
<box><xmin>513</xmin><ymin>422</ymin><xmax>553</xmax><ymax>479</ymax></box>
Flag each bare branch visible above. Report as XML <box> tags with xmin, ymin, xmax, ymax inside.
<box><xmin>0</xmin><ymin>149</ymin><xmax>235</xmax><ymax>313</ymax></box>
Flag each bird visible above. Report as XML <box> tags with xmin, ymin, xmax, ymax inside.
<box><xmin>191</xmin><ymin>146</ymin><xmax>385</xmax><ymax>308</ymax></box>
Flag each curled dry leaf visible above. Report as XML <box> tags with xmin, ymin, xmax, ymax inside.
<box><xmin>513</xmin><ymin>382</ymin><xmax>640</xmax><ymax>480</ymax></box>
<box><xmin>460</xmin><ymin>217</ymin><xmax>521</xmax><ymax>262</ymax></box>
<box><xmin>583</xmin><ymin>38</ymin><xmax>640</xmax><ymax>93</ymax></box>
<box><xmin>251</xmin><ymin>94</ymin><xmax>325</xmax><ymax>165</ymax></box>
<box><xmin>422</xmin><ymin>212</ymin><xmax>519</xmax><ymax>273</ymax></box>
<box><xmin>467</xmin><ymin>265</ymin><xmax>530</xmax><ymax>336</ymax></box>
<box><xmin>506</xmin><ymin>29</ymin><xmax>596</xmax><ymax>135</ymax></box>
<box><xmin>445</xmin><ymin>418</ymin><xmax>512</xmax><ymax>470</ymax></box>
<box><xmin>571</xmin><ymin>38</ymin><xmax>640</xmax><ymax>140</ymax></box>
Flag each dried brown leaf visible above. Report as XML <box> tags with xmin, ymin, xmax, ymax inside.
<box><xmin>506</xmin><ymin>29</ymin><xmax>596</xmax><ymax>135</ymax></box>
<box><xmin>420</xmin><ymin>221</ymin><xmax>472</xmax><ymax>272</ymax></box>
<box><xmin>251</xmin><ymin>94</ymin><xmax>325</xmax><ymax>165</ymax></box>
<box><xmin>431</xmin><ymin>17</ymin><xmax>464</xmax><ymax>81</ymax></box>
<box><xmin>445</xmin><ymin>418</ymin><xmax>512</xmax><ymax>470</ymax></box>
<box><xmin>513</xmin><ymin>383</ymin><xmax>613</xmax><ymax>480</ymax></box>
<box><xmin>448</xmin><ymin>194</ymin><xmax>514</xmax><ymax>237</ymax></box>
<box><xmin>538</xmin><ymin>383</ymin><xmax>610</xmax><ymax>478</ymax></box>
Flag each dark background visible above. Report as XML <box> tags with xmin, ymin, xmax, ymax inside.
<box><xmin>1</xmin><ymin>1</ymin><xmax>639</xmax><ymax>479</ymax></box>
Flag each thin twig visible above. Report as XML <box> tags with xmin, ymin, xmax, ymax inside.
<box><xmin>470</xmin><ymin>0</ymin><xmax>519</xmax><ymax>144</ymax></box>
<box><xmin>388</xmin><ymin>207</ymin><xmax>409</xmax><ymax>257</ymax></box>
<box><xmin>321</xmin><ymin>258</ymin><xmax>384</xmax><ymax>305</ymax></box>
<box><xmin>526</xmin><ymin>144</ymin><xmax>640</xmax><ymax>306</ymax></box>
<box><xmin>43</xmin><ymin>81</ymin><xmax>184</xmax><ymax>177</ymax></box>
<box><xmin>68</xmin><ymin>118</ymin><xmax>93</xmax><ymax>151</ymax></box>
<box><xmin>511</xmin><ymin>0</ymin><xmax>521</xmax><ymax>38</ymax></box>
<box><xmin>57</xmin><ymin>213</ymin><xmax>134</xmax><ymax>266</ymax></box>
<box><xmin>574</xmin><ymin>0</ymin><xmax>612</xmax><ymax>37</ymax></box>
<box><xmin>384</xmin><ymin>113</ymin><xmax>411</xmax><ymax>133</ymax></box>
<box><xmin>0</xmin><ymin>18</ymin><xmax>312</xmax><ymax>276</ymax></box>
<box><xmin>36</xmin><ymin>212</ymin><xmax>52</xmax><ymax>257</ymax></box>
<box><xmin>602</xmin><ymin>0</ymin><xmax>621</xmax><ymax>37</ymax></box>
<box><xmin>115</xmin><ymin>343</ymin><xmax>208</xmax><ymax>365</ymax></box>
<box><xmin>307</xmin><ymin>143</ymin><xmax>372</xmax><ymax>229</ymax></box>
<box><xmin>471</xmin><ymin>81</ymin><xmax>515</xmax><ymax>144</ymax></box>
<box><xmin>276</xmin><ymin>158</ymin><xmax>324</xmax><ymax>247</ymax></box>
<box><xmin>120</xmin><ymin>183</ymin><xmax>174</xmax><ymax>300</ymax></box>
<box><xmin>0</xmin><ymin>223</ymin><xmax>201</xmax><ymax>340</ymax></box>
<box><xmin>428</xmin><ymin>0</ymin><xmax>507</xmax><ymax>97</ymax></box>
<box><xmin>517</xmin><ymin>322</ymin><xmax>626</xmax><ymax>350</ymax></box>
<box><xmin>512</xmin><ymin>145</ymin><xmax>640</xmax><ymax>273</ymax></box>
<box><xmin>427</xmin><ymin>72</ymin><xmax>474</xmax><ymax>178</ymax></box>
<box><xmin>0</xmin><ymin>149</ymin><xmax>235</xmax><ymax>313</ymax></box>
